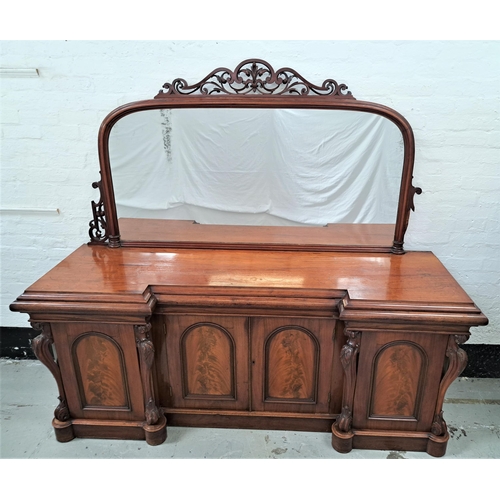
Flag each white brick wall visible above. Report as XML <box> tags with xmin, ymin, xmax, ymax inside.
<box><xmin>1</xmin><ymin>41</ymin><xmax>498</xmax><ymax>343</ymax></box>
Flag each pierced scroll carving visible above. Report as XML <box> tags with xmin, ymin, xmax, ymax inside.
<box><xmin>156</xmin><ymin>59</ymin><xmax>354</xmax><ymax>98</ymax></box>
<box><xmin>31</xmin><ymin>322</ymin><xmax>70</xmax><ymax>421</ymax></box>
<box><xmin>337</xmin><ymin>330</ymin><xmax>361</xmax><ymax>433</ymax></box>
<box><xmin>135</xmin><ymin>324</ymin><xmax>161</xmax><ymax>425</ymax></box>
<box><xmin>431</xmin><ymin>334</ymin><xmax>469</xmax><ymax>436</ymax></box>
<box><xmin>88</xmin><ymin>179</ymin><xmax>108</xmax><ymax>244</ymax></box>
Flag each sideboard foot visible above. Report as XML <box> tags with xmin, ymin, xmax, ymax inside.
<box><xmin>331</xmin><ymin>422</ymin><xmax>354</xmax><ymax>453</ymax></box>
<box><xmin>144</xmin><ymin>414</ymin><xmax>167</xmax><ymax>446</ymax></box>
<box><xmin>332</xmin><ymin>423</ymin><xmax>450</xmax><ymax>457</ymax></box>
<box><xmin>426</xmin><ymin>430</ymin><xmax>449</xmax><ymax>457</ymax></box>
<box><xmin>52</xmin><ymin>418</ymin><xmax>75</xmax><ymax>443</ymax></box>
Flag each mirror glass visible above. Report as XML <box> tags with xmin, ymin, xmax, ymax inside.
<box><xmin>108</xmin><ymin>108</ymin><xmax>404</xmax><ymax>227</ymax></box>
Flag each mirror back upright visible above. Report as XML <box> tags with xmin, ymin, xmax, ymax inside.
<box><xmin>89</xmin><ymin>59</ymin><xmax>421</xmax><ymax>253</ymax></box>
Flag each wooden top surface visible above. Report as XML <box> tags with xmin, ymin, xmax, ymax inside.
<box><xmin>25</xmin><ymin>244</ymin><xmax>474</xmax><ymax>306</ymax></box>
<box><xmin>118</xmin><ymin>219</ymin><xmax>396</xmax><ymax>250</ymax></box>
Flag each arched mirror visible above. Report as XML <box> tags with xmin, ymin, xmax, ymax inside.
<box><xmin>89</xmin><ymin>59</ymin><xmax>421</xmax><ymax>253</ymax></box>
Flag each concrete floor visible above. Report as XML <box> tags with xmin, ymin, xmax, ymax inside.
<box><xmin>1</xmin><ymin>358</ymin><xmax>499</xmax><ymax>459</ymax></box>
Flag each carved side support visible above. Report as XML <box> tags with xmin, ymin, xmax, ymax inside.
<box><xmin>88</xmin><ymin>179</ymin><xmax>109</xmax><ymax>245</ymax></box>
<box><xmin>392</xmin><ymin>183</ymin><xmax>422</xmax><ymax>254</ymax></box>
<box><xmin>135</xmin><ymin>324</ymin><xmax>161</xmax><ymax>426</ymax></box>
<box><xmin>31</xmin><ymin>322</ymin><xmax>70</xmax><ymax>422</ymax></box>
<box><xmin>431</xmin><ymin>334</ymin><xmax>469</xmax><ymax>436</ymax></box>
<box><xmin>337</xmin><ymin>330</ymin><xmax>361</xmax><ymax>433</ymax></box>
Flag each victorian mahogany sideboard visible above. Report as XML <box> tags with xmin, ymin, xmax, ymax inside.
<box><xmin>9</xmin><ymin>59</ymin><xmax>489</xmax><ymax>456</ymax></box>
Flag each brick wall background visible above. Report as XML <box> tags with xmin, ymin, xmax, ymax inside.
<box><xmin>1</xmin><ymin>40</ymin><xmax>498</xmax><ymax>343</ymax></box>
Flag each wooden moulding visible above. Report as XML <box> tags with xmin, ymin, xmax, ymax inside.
<box><xmin>153</xmin><ymin>285</ymin><xmax>344</xmax><ymax>318</ymax></box>
<box><xmin>117</xmin><ymin>220</ymin><xmax>397</xmax><ymax>253</ymax></box>
<box><xmin>163</xmin><ymin>409</ymin><xmax>335</xmax><ymax>433</ymax></box>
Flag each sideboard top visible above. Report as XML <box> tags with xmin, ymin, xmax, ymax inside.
<box><xmin>19</xmin><ymin>245</ymin><xmax>476</xmax><ymax>305</ymax></box>
<box><xmin>11</xmin><ymin>245</ymin><xmax>487</xmax><ymax>327</ymax></box>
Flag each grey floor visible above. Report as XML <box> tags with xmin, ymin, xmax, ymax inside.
<box><xmin>1</xmin><ymin>358</ymin><xmax>499</xmax><ymax>459</ymax></box>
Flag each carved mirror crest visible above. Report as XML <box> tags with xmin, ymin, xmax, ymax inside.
<box><xmin>89</xmin><ymin>59</ymin><xmax>421</xmax><ymax>254</ymax></box>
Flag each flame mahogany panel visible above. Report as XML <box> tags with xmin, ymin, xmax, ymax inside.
<box><xmin>50</xmin><ymin>323</ymin><xmax>145</xmax><ymax>421</ymax></box>
<box><xmin>73</xmin><ymin>333</ymin><xmax>130</xmax><ymax>409</ymax></box>
<box><xmin>266</xmin><ymin>326</ymin><xmax>318</xmax><ymax>402</ymax></box>
<box><xmin>353</xmin><ymin>331</ymin><xmax>448</xmax><ymax>432</ymax></box>
<box><xmin>369</xmin><ymin>341</ymin><xmax>426</xmax><ymax>419</ymax></box>
<box><xmin>251</xmin><ymin>317</ymin><xmax>336</xmax><ymax>414</ymax></box>
<box><xmin>163</xmin><ymin>315</ymin><xmax>249</xmax><ymax>411</ymax></box>
<box><xmin>182</xmin><ymin>323</ymin><xmax>235</xmax><ymax>398</ymax></box>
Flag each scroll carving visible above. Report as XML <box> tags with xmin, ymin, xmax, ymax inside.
<box><xmin>408</xmin><ymin>184</ymin><xmax>423</xmax><ymax>213</ymax></box>
<box><xmin>337</xmin><ymin>330</ymin><xmax>361</xmax><ymax>433</ymax></box>
<box><xmin>156</xmin><ymin>59</ymin><xmax>354</xmax><ymax>98</ymax></box>
<box><xmin>135</xmin><ymin>324</ymin><xmax>161</xmax><ymax>425</ymax></box>
<box><xmin>88</xmin><ymin>179</ymin><xmax>108</xmax><ymax>244</ymax></box>
<box><xmin>31</xmin><ymin>322</ymin><xmax>70</xmax><ymax>421</ymax></box>
<box><xmin>403</xmin><ymin>183</ymin><xmax>423</xmax><ymax>235</ymax></box>
<box><xmin>431</xmin><ymin>334</ymin><xmax>469</xmax><ymax>436</ymax></box>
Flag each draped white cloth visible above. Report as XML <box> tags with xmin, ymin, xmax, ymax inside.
<box><xmin>109</xmin><ymin>108</ymin><xmax>403</xmax><ymax>226</ymax></box>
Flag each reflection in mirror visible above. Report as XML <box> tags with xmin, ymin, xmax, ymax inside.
<box><xmin>109</xmin><ymin>108</ymin><xmax>403</xmax><ymax>226</ymax></box>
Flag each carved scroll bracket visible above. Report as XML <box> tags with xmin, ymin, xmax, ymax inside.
<box><xmin>88</xmin><ymin>179</ymin><xmax>109</xmax><ymax>245</ymax></box>
<box><xmin>337</xmin><ymin>330</ymin><xmax>361</xmax><ymax>433</ymax></box>
<box><xmin>31</xmin><ymin>322</ymin><xmax>70</xmax><ymax>421</ymax></box>
<box><xmin>135</xmin><ymin>324</ymin><xmax>161</xmax><ymax>425</ymax></box>
<box><xmin>431</xmin><ymin>334</ymin><xmax>469</xmax><ymax>436</ymax></box>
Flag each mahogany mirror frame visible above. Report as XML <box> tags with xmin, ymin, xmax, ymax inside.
<box><xmin>88</xmin><ymin>59</ymin><xmax>421</xmax><ymax>254</ymax></box>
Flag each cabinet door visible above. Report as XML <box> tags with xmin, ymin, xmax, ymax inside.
<box><xmin>52</xmin><ymin>322</ymin><xmax>144</xmax><ymax>421</ymax></box>
<box><xmin>251</xmin><ymin>317</ymin><xmax>336</xmax><ymax>413</ymax></box>
<box><xmin>352</xmin><ymin>331</ymin><xmax>448</xmax><ymax>431</ymax></box>
<box><xmin>164</xmin><ymin>315</ymin><xmax>249</xmax><ymax>411</ymax></box>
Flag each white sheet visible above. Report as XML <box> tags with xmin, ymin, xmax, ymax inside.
<box><xmin>109</xmin><ymin>108</ymin><xmax>403</xmax><ymax>225</ymax></box>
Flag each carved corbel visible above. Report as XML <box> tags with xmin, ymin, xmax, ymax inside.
<box><xmin>31</xmin><ymin>322</ymin><xmax>70</xmax><ymax>421</ymax></box>
<box><xmin>135</xmin><ymin>324</ymin><xmax>161</xmax><ymax>426</ymax></box>
<box><xmin>431</xmin><ymin>334</ymin><xmax>469</xmax><ymax>436</ymax></box>
<box><xmin>337</xmin><ymin>330</ymin><xmax>361</xmax><ymax>433</ymax></box>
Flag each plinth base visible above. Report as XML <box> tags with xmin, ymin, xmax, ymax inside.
<box><xmin>331</xmin><ymin>422</ymin><xmax>449</xmax><ymax>457</ymax></box>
